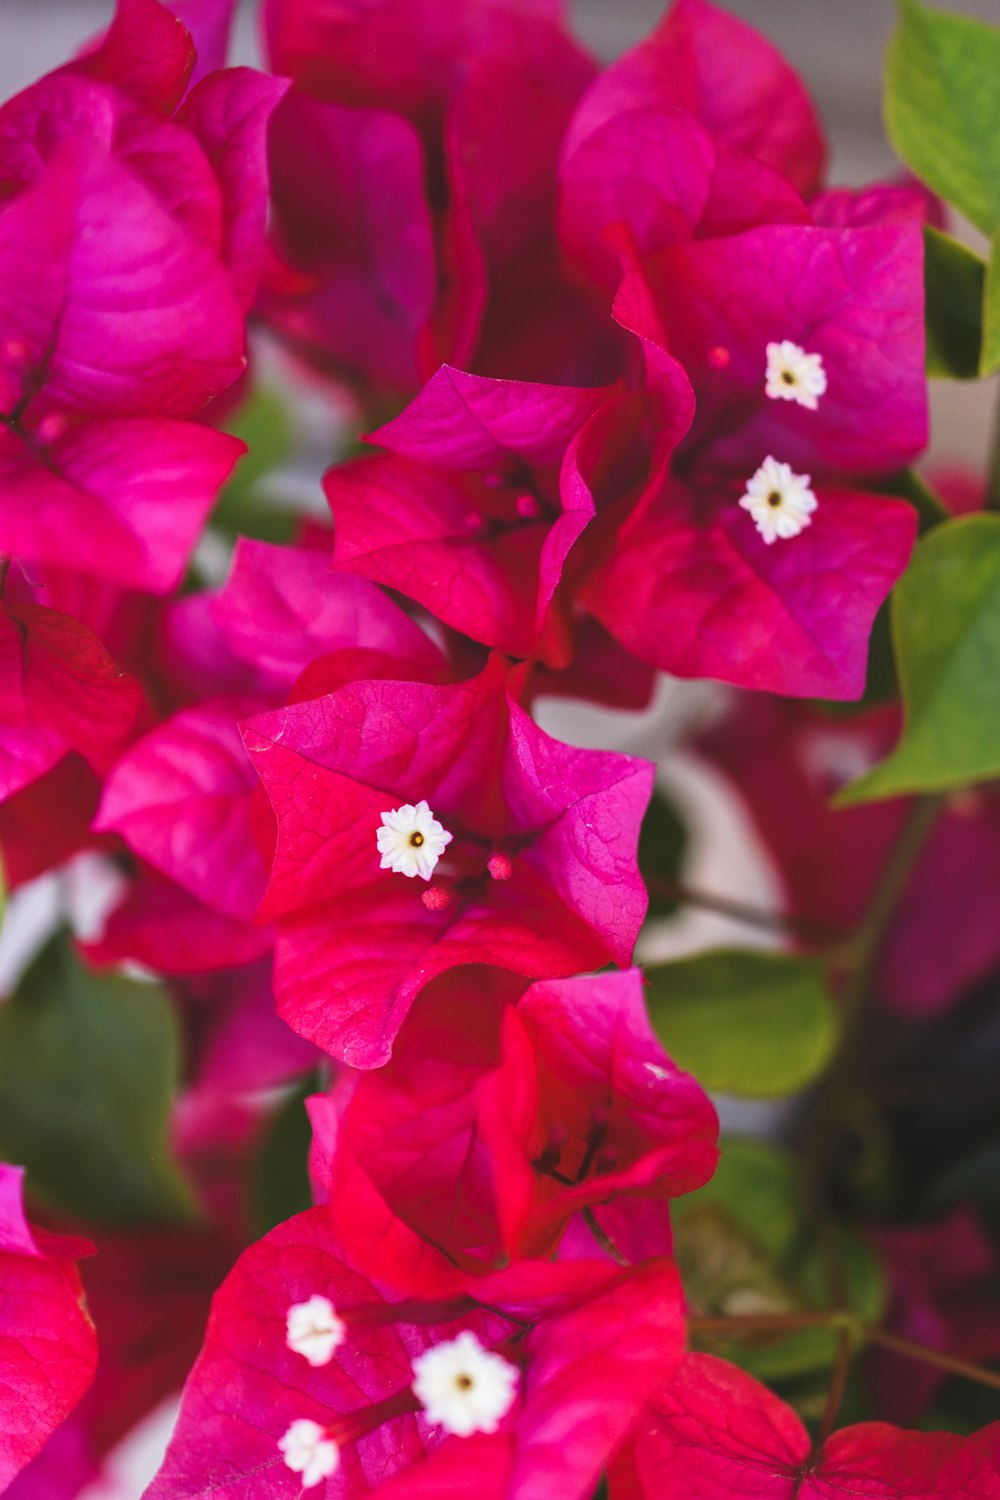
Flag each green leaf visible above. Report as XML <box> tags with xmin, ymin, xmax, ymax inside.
<box><xmin>0</xmin><ymin>934</ymin><xmax>197</xmax><ymax>1226</ymax></box>
<box><xmin>213</xmin><ymin>384</ymin><xmax>296</xmax><ymax>544</ymax></box>
<box><xmin>885</xmin><ymin>0</ymin><xmax>1000</xmax><ymax>235</ymax></box>
<box><xmin>253</xmin><ymin>1076</ymin><xmax>317</xmax><ymax>1236</ymax></box>
<box><xmin>674</xmin><ymin>1139</ymin><xmax>886</xmax><ymax>1381</ymax></box>
<box><xmin>922</xmin><ymin>226</ymin><xmax>985</xmax><ymax>380</ymax></box>
<box><xmin>980</xmin><ymin>228</ymin><xmax>1000</xmax><ymax>377</ymax></box>
<box><xmin>644</xmin><ymin>950</ymin><xmax>838</xmax><ymax>1098</ymax></box>
<box><xmin>879</xmin><ymin>464</ymin><xmax>949</xmax><ymax>532</ymax></box>
<box><xmin>839</xmin><ymin>513</ymin><xmax>1000</xmax><ymax>802</ymax></box>
<box><xmin>638</xmin><ymin>788</ymin><xmax>689</xmax><ymax>918</ymax></box>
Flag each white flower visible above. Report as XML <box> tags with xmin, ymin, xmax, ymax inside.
<box><xmin>739</xmin><ymin>456</ymin><xmax>818</xmax><ymax>544</ymax></box>
<box><xmin>286</xmin><ymin>1295</ymin><xmax>346</xmax><ymax>1368</ymax></box>
<box><xmin>765</xmin><ymin>339</ymin><xmax>828</xmax><ymax>410</ymax></box>
<box><xmin>278</xmin><ymin>1419</ymin><xmax>340</xmax><ymax>1488</ymax></box>
<box><xmin>377</xmin><ymin>800</ymin><xmax>453</xmax><ymax>880</ymax></box>
<box><xmin>411</xmin><ymin>1330</ymin><xmax>519</xmax><ymax>1436</ymax></box>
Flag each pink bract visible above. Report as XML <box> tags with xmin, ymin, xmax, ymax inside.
<box><xmin>563</xmin><ymin>0</ymin><xmax>826</xmax><ymax>194</ymax></box>
<box><xmin>0</xmin><ymin>1165</ymin><xmax>98</xmax><ymax>1491</ymax></box>
<box><xmin>307</xmin><ymin>967</ymin><xmax>716</xmax><ymax>1267</ymax></box>
<box><xmin>608</xmin><ymin>1352</ymin><xmax>1000</xmax><ymax>1498</ymax></box>
<box><xmin>144</xmin><ymin>1200</ymin><xmax>684</xmax><ymax>1499</ymax></box>
<box><xmin>243</xmin><ymin>655</ymin><xmax>653</xmax><ymax>1066</ymax></box>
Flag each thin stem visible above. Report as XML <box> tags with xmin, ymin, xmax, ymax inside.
<box><xmin>867</xmin><ymin>1328</ymin><xmax>1000</xmax><ymax>1394</ymax></box>
<box><xmin>837</xmin><ymin>795</ymin><xmax>944</xmax><ymax>1034</ymax></box>
<box><xmin>581</xmin><ymin>1208</ymin><xmax>629</xmax><ymax>1266</ymax></box>
<box><xmin>689</xmin><ymin>1310</ymin><xmax>848</xmax><ymax>1338</ymax></box>
<box><xmin>646</xmin><ymin>876</ymin><xmax>843</xmax><ymax>943</ymax></box>
<box><xmin>816</xmin><ymin>1328</ymin><xmax>853</xmax><ymax>1449</ymax></box>
<box><xmin>0</xmin><ymin>556</ymin><xmax>9</xmax><ymax>599</ymax></box>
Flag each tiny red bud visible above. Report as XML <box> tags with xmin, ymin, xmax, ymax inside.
<box><xmin>421</xmin><ymin>885</ymin><xmax>452</xmax><ymax>911</ymax></box>
<box><xmin>487</xmin><ymin>852</ymin><xmax>513</xmax><ymax>881</ymax></box>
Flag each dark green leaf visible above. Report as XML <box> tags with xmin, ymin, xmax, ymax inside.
<box><xmin>885</xmin><ymin>0</ymin><xmax>1000</xmax><ymax>234</ymax></box>
<box><xmin>638</xmin><ymin>788</ymin><xmax>689</xmax><ymax>917</ymax></box>
<box><xmin>253</xmin><ymin>1075</ymin><xmax>317</xmax><ymax>1235</ymax></box>
<box><xmin>839</xmin><ymin>513</ymin><xmax>1000</xmax><ymax>802</ymax></box>
<box><xmin>921</xmin><ymin>227</ymin><xmax>985</xmax><ymax>380</ymax></box>
<box><xmin>0</xmin><ymin>935</ymin><xmax>196</xmax><ymax>1225</ymax></box>
<box><xmin>675</xmin><ymin>1139</ymin><xmax>885</xmax><ymax>1381</ymax></box>
<box><xmin>644</xmin><ymin>950</ymin><xmax>837</xmax><ymax>1098</ymax></box>
<box><xmin>980</xmin><ymin>228</ymin><xmax>1000</xmax><ymax>377</ymax></box>
<box><xmin>879</xmin><ymin>464</ymin><xmax>949</xmax><ymax>532</ymax></box>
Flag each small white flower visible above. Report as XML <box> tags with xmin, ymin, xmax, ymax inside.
<box><xmin>278</xmin><ymin>1419</ymin><xmax>340</xmax><ymax>1488</ymax></box>
<box><xmin>765</xmin><ymin>339</ymin><xmax>828</xmax><ymax>410</ymax></box>
<box><xmin>739</xmin><ymin>456</ymin><xmax>818</xmax><ymax>544</ymax></box>
<box><xmin>411</xmin><ymin>1330</ymin><xmax>519</xmax><ymax>1436</ymax></box>
<box><xmin>286</xmin><ymin>1295</ymin><xmax>346</xmax><ymax>1368</ymax></box>
<box><xmin>377</xmin><ymin>800</ymin><xmax>453</xmax><ymax>881</ymax></box>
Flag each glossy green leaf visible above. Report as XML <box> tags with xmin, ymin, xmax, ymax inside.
<box><xmin>839</xmin><ymin>514</ymin><xmax>1000</xmax><ymax>802</ymax></box>
<box><xmin>644</xmin><ymin>950</ymin><xmax>838</xmax><ymax>1098</ymax></box>
<box><xmin>980</xmin><ymin>228</ymin><xmax>1000</xmax><ymax>377</ymax></box>
<box><xmin>0</xmin><ymin>934</ymin><xmax>197</xmax><ymax>1226</ymax></box>
<box><xmin>886</xmin><ymin>0</ymin><xmax>1000</xmax><ymax>235</ymax></box>
<box><xmin>922</xmin><ymin>226</ymin><xmax>984</xmax><ymax>380</ymax></box>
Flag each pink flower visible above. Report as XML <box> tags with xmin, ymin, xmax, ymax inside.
<box><xmin>608</xmin><ymin>1352</ymin><xmax>1000</xmax><ymax>1499</ymax></box>
<box><xmin>144</xmin><ymin>1202</ymin><xmax>685</xmax><ymax>1498</ymax></box>
<box><xmin>578</xmin><ymin>219</ymin><xmax>924</xmax><ymax>698</ymax></box>
<box><xmin>261</xmin><ymin>0</ymin><xmax>603</xmax><ymax>389</ymax></box>
<box><xmin>243</xmin><ymin>655</ymin><xmax>653</xmax><ymax>1066</ymax></box>
<box><xmin>563</xmin><ymin>0</ymin><xmax>826</xmax><ymax>196</ymax></box>
<box><xmin>326</xmin><ymin>366</ymin><xmax>616</xmax><ymax>662</ymax></box>
<box><xmin>0</xmin><ymin>566</ymin><xmax>145</xmax><ymax>802</ymax></box>
<box><xmin>0</xmin><ymin>4</ymin><xmax>286</xmax><ymax>591</ymax></box>
<box><xmin>307</xmin><ymin>967</ymin><xmax>716</xmax><ymax>1268</ymax></box>
<box><xmin>0</xmin><ymin>1165</ymin><xmax>98</xmax><ymax>1490</ymax></box>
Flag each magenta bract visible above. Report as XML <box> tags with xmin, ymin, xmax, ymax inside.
<box><xmin>0</xmin><ymin>1166</ymin><xmax>98</xmax><ymax>1491</ymax></box>
<box><xmin>243</xmin><ymin>656</ymin><xmax>653</xmax><ymax>1066</ymax></box>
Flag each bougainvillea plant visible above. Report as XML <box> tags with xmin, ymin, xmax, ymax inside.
<box><xmin>2</xmin><ymin>0</ymin><xmax>1000</xmax><ymax>1494</ymax></box>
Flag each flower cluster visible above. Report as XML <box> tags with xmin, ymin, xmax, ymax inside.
<box><xmin>2</xmin><ymin>0</ymin><xmax>1000</xmax><ymax>1497</ymax></box>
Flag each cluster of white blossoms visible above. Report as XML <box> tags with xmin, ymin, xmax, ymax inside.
<box><xmin>286</xmin><ymin>1294</ymin><xmax>347</xmax><ymax>1368</ymax></box>
<box><xmin>739</xmin><ymin>340</ymin><xmax>825</xmax><ymax>544</ymax></box>
<box><xmin>279</xmin><ymin>1310</ymin><xmax>519</xmax><ymax>1486</ymax></box>
<box><xmin>377</xmin><ymin>800</ymin><xmax>453</xmax><ymax>880</ymax></box>
<box><xmin>765</xmin><ymin>339</ymin><xmax>828</xmax><ymax>410</ymax></box>
<box><xmin>739</xmin><ymin>456</ymin><xmax>819</xmax><ymax>545</ymax></box>
<box><xmin>411</xmin><ymin>1330</ymin><xmax>520</xmax><ymax>1437</ymax></box>
<box><xmin>279</xmin><ymin>1419</ymin><xmax>340</xmax><ymax>1488</ymax></box>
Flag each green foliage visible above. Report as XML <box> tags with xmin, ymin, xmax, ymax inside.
<box><xmin>213</xmin><ymin>384</ymin><xmax>296</xmax><ymax>544</ymax></box>
<box><xmin>0</xmin><ymin>934</ymin><xmax>196</xmax><ymax>1225</ymax></box>
<box><xmin>886</xmin><ymin>0</ymin><xmax>1000</xmax><ymax>235</ymax></box>
<box><xmin>675</xmin><ymin>1140</ymin><xmax>886</xmax><ymax>1382</ymax></box>
<box><xmin>253</xmin><ymin>1075</ymin><xmax>317</xmax><ymax>1235</ymax></box>
<box><xmin>840</xmin><ymin>514</ymin><xmax>1000</xmax><ymax>802</ymax></box>
<box><xmin>980</xmin><ymin>229</ymin><xmax>1000</xmax><ymax>377</ymax></box>
<box><xmin>638</xmin><ymin>788</ymin><xmax>689</xmax><ymax>918</ymax></box>
<box><xmin>644</xmin><ymin>950</ymin><xmax>838</xmax><ymax>1098</ymax></box>
<box><xmin>922</xmin><ymin>227</ymin><xmax>984</xmax><ymax>380</ymax></box>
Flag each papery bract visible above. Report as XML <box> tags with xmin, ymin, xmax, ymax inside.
<box><xmin>327</xmin><ymin>367</ymin><xmax>616</xmax><ymax>663</ymax></box>
<box><xmin>144</xmin><ymin>1200</ymin><xmax>685</xmax><ymax>1499</ymax></box>
<box><xmin>243</xmin><ymin>655</ymin><xmax>653</xmax><ymax>1066</ymax></box>
<box><xmin>0</xmin><ymin>1165</ymin><xmax>97</xmax><ymax>1490</ymax></box>
<box><xmin>309</xmin><ymin>968</ymin><xmax>716</xmax><ymax>1267</ymax></box>
<box><xmin>563</xmin><ymin>0</ymin><xmax>826</xmax><ymax>194</ymax></box>
<box><xmin>608</xmin><ymin>1352</ymin><xmax>1000</xmax><ymax>1498</ymax></box>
